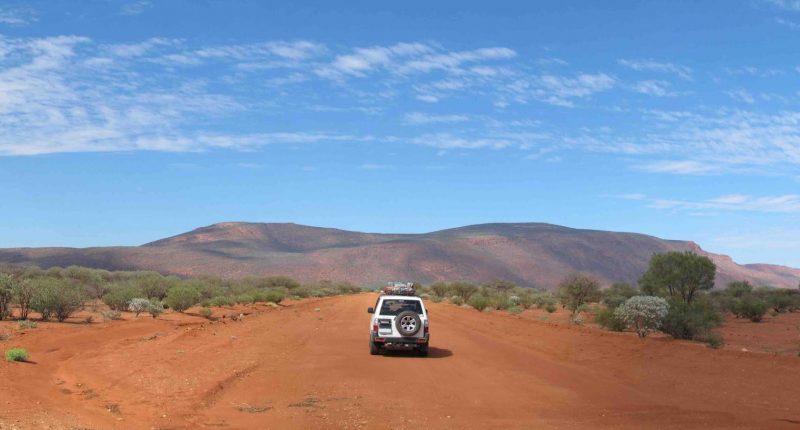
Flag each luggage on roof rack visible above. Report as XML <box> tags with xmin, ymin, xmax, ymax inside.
<box><xmin>382</xmin><ymin>282</ymin><xmax>416</xmax><ymax>296</ymax></box>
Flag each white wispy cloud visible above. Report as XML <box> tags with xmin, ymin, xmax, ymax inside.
<box><xmin>403</xmin><ymin>112</ymin><xmax>469</xmax><ymax>125</ymax></box>
<box><xmin>649</xmin><ymin>194</ymin><xmax>800</xmax><ymax>213</ymax></box>
<box><xmin>505</xmin><ymin>73</ymin><xmax>615</xmax><ymax>107</ymax></box>
<box><xmin>411</xmin><ymin>133</ymin><xmax>513</xmax><ymax>149</ymax></box>
<box><xmin>120</xmin><ymin>1</ymin><xmax>152</xmax><ymax>16</ymax></box>
<box><xmin>632</xmin><ymin>80</ymin><xmax>676</xmax><ymax>97</ymax></box>
<box><xmin>775</xmin><ymin>17</ymin><xmax>800</xmax><ymax>29</ymax></box>
<box><xmin>639</xmin><ymin>160</ymin><xmax>721</xmax><ymax>175</ymax></box>
<box><xmin>618</xmin><ymin>59</ymin><xmax>692</xmax><ymax>80</ymax></box>
<box><xmin>764</xmin><ymin>0</ymin><xmax>800</xmax><ymax>11</ymax></box>
<box><xmin>0</xmin><ymin>6</ymin><xmax>36</xmax><ymax>25</ymax></box>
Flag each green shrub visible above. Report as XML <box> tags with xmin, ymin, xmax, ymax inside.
<box><xmin>489</xmin><ymin>294</ymin><xmax>511</xmax><ymax>310</ymax></box>
<box><xmin>557</xmin><ymin>274</ymin><xmax>601</xmax><ymax>316</ymax></box>
<box><xmin>507</xmin><ymin>306</ymin><xmax>523</xmax><ymax>315</ymax></box>
<box><xmin>705</xmin><ymin>332</ymin><xmax>725</xmax><ymax>349</ymax></box>
<box><xmin>262</xmin><ymin>290</ymin><xmax>285</xmax><ymax>304</ymax></box>
<box><xmin>237</xmin><ymin>294</ymin><xmax>255</xmax><ymax>305</ymax></box>
<box><xmin>12</xmin><ymin>280</ymin><xmax>35</xmax><ymax>320</ymax></box>
<box><xmin>164</xmin><ymin>286</ymin><xmax>201</xmax><ymax>312</ymax></box>
<box><xmin>17</xmin><ymin>320</ymin><xmax>37</xmax><ymax>329</ymax></box>
<box><xmin>660</xmin><ymin>298</ymin><xmax>721</xmax><ymax>340</ymax></box>
<box><xmin>198</xmin><ymin>307</ymin><xmax>213</xmax><ymax>319</ymax></box>
<box><xmin>595</xmin><ymin>307</ymin><xmax>627</xmax><ymax>331</ymax></box>
<box><xmin>209</xmin><ymin>295</ymin><xmax>236</xmax><ymax>307</ymax></box>
<box><xmin>30</xmin><ymin>279</ymin><xmax>85</xmax><ymax>322</ymax></box>
<box><xmin>0</xmin><ymin>274</ymin><xmax>14</xmax><ymax>320</ymax></box>
<box><xmin>732</xmin><ymin>295</ymin><xmax>769</xmax><ymax>322</ymax></box>
<box><xmin>544</xmin><ymin>302</ymin><xmax>557</xmax><ymax>313</ymax></box>
<box><xmin>450</xmin><ymin>296</ymin><xmax>464</xmax><ymax>306</ymax></box>
<box><xmin>103</xmin><ymin>283</ymin><xmax>143</xmax><ymax>311</ymax></box>
<box><xmin>147</xmin><ymin>299</ymin><xmax>164</xmax><ymax>318</ymax></box>
<box><xmin>467</xmin><ymin>295</ymin><xmax>489</xmax><ymax>311</ymax></box>
<box><xmin>431</xmin><ymin>296</ymin><xmax>442</xmax><ymax>303</ymax></box>
<box><xmin>5</xmin><ymin>348</ymin><xmax>29</xmax><ymax>362</ymax></box>
<box><xmin>601</xmin><ymin>283</ymin><xmax>639</xmax><ymax>309</ymax></box>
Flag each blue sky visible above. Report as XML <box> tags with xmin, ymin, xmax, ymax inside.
<box><xmin>0</xmin><ymin>0</ymin><xmax>799</xmax><ymax>267</ymax></box>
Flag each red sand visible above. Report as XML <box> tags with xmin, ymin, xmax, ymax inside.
<box><xmin>1</xmin><ymin>294</ymin><xmax>799</xmax><ymax>429</ymax></box>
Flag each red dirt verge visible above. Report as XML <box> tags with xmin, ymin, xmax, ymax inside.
<box><xmin>1</xmin><ymin>294</ymin><xmax>799</xmax><ymax>429</ymax></box>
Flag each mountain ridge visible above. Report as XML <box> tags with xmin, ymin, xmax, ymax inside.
<box><xmin>1</xmin><ymin>222</ymin><xmax>798</xmax><ymax>289</ymax></box>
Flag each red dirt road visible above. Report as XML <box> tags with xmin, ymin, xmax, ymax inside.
<box><xmin>1</xmin><ymin>294</ymin><xmax>800</xmax><ymax>429</ymax></box>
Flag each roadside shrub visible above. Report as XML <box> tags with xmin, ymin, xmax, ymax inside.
<box><xmin>30</xmin><ymin>279</ymin><xmax>85</xmax><ymax>322</ymax></box>
<box><xmin>508</xmin><ymin>295</ymin><xmax>521</xmax><ymax>306</ymax></box>
<box><xmin>103</xmin><ymin>283</ymin><xmax>143</xmax><ymax>311</ymax></box>
<box><xmin>705</xmin><ymin>332</ymin><xmax>725</xmax><ymax>349</ymax></box>
<box><xmin>488</xmin><ymin>294</ymin><xmax>511</xmax><ymax>310</ymax></box>
<box><xmin>450</xmin><ymin>282</ymin><xmax>478</xmax><ymax>302</ymax></box>
<box><xmin>601</xmin><ymin>283</ymin><xmax>639</xmax><ymax>309</ymax></box>
<box><xmin>102</xmin><ymin>310</ymin><xmax>122</xmax><ymax>321</ymax></box>
<box><xmin>429</xmin><ymin>282</ymin><xmax>450</xmax><ymax>298</ymax></box>
<box><xmin>467</xmin><ymin>294</ymin><xmax>489</xmax><ymax>312</ymax></box>
<box><xmin>557</xmin><ymin>274</ymin><xmax>601</xmax><ymax>316</ymax></box>
<box><xmin>5</xmin><ymin>348</ymin><xmax>29</xmax><ymax>362</ymax></box>
<box><xmin>0</xmin><ymin>274</ymin><xmax>14</xmax><ymax>320</ymax></box>
<box><xmin>660</xmin><ymin>298</ymin><xmax>721</xmax><ymax>340</ymax></box>
<box><xmin>147</xmin><ymin>299</ymin><xmax>164</xmax><ymax>318</ymax></box>
<box><xmin>17</xmin><ymin>320</ymin><xmax>37</xmax><ymax>329</ymax></box>
<box><xmin>595</xmin><ymin>307</ymin><xmax>627</xmax><ymax>331</ymax></box>
<box><xmin>732</xmin><ymin>295</ymin><xmax>769</xmax><ymax>322</ymax></box>
<box><xmin>431</xmin><ymin>296</ymin><xmax>442</xmax><ymax>303</ymax></box>
<box><xmin>262</xmin><ymin>290</ymin><xmax>285</xmax><ymax>304</ymax></box>
<box><xmin>450</xmin><ymin>296</ymin><xmax>464</xmax><ymax>306</ymax></box>
<box><xmin>12</xmin><ymin>280</ymin><xmax>35</xmax><ymax>320</ymax></box>
<box><xmin>507</xmin><ymin>306</ymin><xmax>523</xmax><ymax>315</ymax></box>
<box><xmin>544</xmin><ymin>302</ymin><xmax>557</xmax><ymax>313</ymax></box>
<box><xmin>237</xmin><ymin>294</ymin><xmax>255</xmax><ymax>305</ymax></box>
<box><xmin>164</xmin><ymin>286</ymin><xmax>201</xmax><ymax>312</ymax></box>
<box><xmin>725</xmin><ymin>281</ymin><xmax>753</xmax><ymax>298</ymax></box>
<box><xmin>614</xmin><ymin>296</ymin><xmax>669</xmax><ymax>338</ymax></box>
<box><xmin>209</xmin><ymin>295</ymin><xmax>236</xmax><ymax>307</ymax></box>
<box><xmin>127</xmin><ymin>298</ymin><xmax>151</xmax><ymax>317</ymax></box>
<box><xmin>198</xmin><ymin>307</ymin><xmax>213</xmax><ymax>319</ymax></box>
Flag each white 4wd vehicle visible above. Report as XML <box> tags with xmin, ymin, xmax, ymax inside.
<box><xmin>367</xmin><ymin>295</ymin><xmax>429</xmax><ymax>357</ymax></box>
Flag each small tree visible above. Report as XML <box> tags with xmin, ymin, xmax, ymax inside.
<box><xmin>450</xmin><ymin>282</ymin><xmax>478</xmax><ymax>302</ymax></box>
<box><xmin>429</xmin><ymin>282</ymin><xmax>450</xmax><ymax>298</ymax></box>
<box><xmin>732</xmin><ymin>295</ymin><xmax>769</xmax><ymax>322</ymax></box>
<box><xmin>557</xmin><ymin>274</ymin><xmax>601</xmax><ymax>317</ymax></box>
<box><xmin>639</xmin><ymin>252</ymin><xmax>716</xmax><ymax>305</ymax></box>
<box><xmin>164</xmin><ymin>286</ymin><xmax>200</xmax><ymax>312</ymax></box>
<box><xmin>725</xmin><ymin>281</ymin><xmax>753</xmax><ymax>298</ymax></box>
<box><xmin>128</xmin><ymin>298</ymin><xmax>151</xmax><ymax>317</ymax></box>
<box><xmin>615</xmin><ymin>296</ymin><xmax>669</xmax><ymax>338</ymax></box>
<box><xmin>30</xmin><ymin>279</ymin><xmax>85</xmax><ymax>322</ymax></box>
<box><xmin>12</xmin><ymin>280</ymin><xmax>35</xmax><ymax>320</ymax></box>
<box><xmin>0</xmin><ymin>274</ymin><xmax>14</xmax><ymax>320</ymax></box>
<box><xmin>601</xmin><ymin>282</ymin><xmax>639</xmax><ymax>309</ymax></box>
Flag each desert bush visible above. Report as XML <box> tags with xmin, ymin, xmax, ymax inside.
<box><xmin>488</xmin><ymin>294</ymin><xmax>511</xmax><ymax>310</ymax></box>
<box><xmin>127</xmin><ymin>298</ymin><xmax>151</xmax><ymax>317</ymax></box>
<box><xmin>705</xmin><ymin>332</ymin><xmax>725</xmax><ymax>349</ymax></box>
<box><xmin>429</xmin><ymin>282</ymin><xmax>450</xmax><ymax>298</ymax></box>
<box><xmin>237</xmin><ymin>294</ymin><xmax>255</xmax><ymax>305</ymax></box>
<box><xmin>5</xmin><ymin>347</ymin><xmax>29</xmax><ymax>362</ymax></box>
<box><xmin>614</xmin><ymin>296</ymin><xmax>669</xmax><ymax>338</ymax></box>
<box><xmin>467</xmin><ymin>294</ymin><xmax>489</xmax><ymax>311</ymax></box>
<box><xmin>30</xmin><ymin>278</ymin><xmax>85</xmax><ymax>322</ymax></box>
<box><xmin>103</xmin><ymin>282</ymin><xmax>143</xmax><ymax>311</ymax></box>
<box><xmin>757</xmin><ymin>288</ymin><xmax>800</xmax><ymax>313</ymax></box>
<box><xmin>509</xmin><ymin>295</ymin><xmax>521</xmax><ymax>306</ymax></box>
<box><xmin>450</xmin><ymin>282</ymin><xmax>478</xmax><ymax>302</ymax></box>
<box><xmin>450</xmin><ymin>296</ymin><xmax>464</xmax><ymax>306</ymax></box>
<box><xmin>0</xmin><ymin>274</ymin><xmax>14</xmax><ymax>320</ymax></box>
<box><xmin>198</xmin><ymin>307</ymin><xmax>213</xmax><ymax>319</ymax></box>
<box><xmin>557</xmin><ymin>274</ymin><xmax>601</xmax><ymax>316</ymax></box>
<box><xmin>601</xmin><ymin>283</ymin><xmax>639</xmax><ymax>309</ymax></box>
<box><xmin>102</xmin><ymin>310</ymin><xmax>122</xmax><ymax>321</ymax></box>
<box><xmin>659</xmin><ymin>298</ymin><xmax>721</xmax><ymax>340</ymax></box>
<box><xmin>261</xmin><ymin>290</ymin><xmax>285</xmax><ymax>304</ymax></box>
<box><xmin>732</xmin><ymin>295</ymin><xmax>769</xmax><ymax>322</ymax></box>
<box><xmin>544</xmin><ymin>302</ymin><xmax>557</xmax><ymax>313</ymax></box>
<box><xmin>147</xmin><ymin>299</ymin><xmax>164</xmax><ymax>318</ymax></box>
<box><xmin>725</xmin><ymin>281</ymin><xmax>753</xmax><ymax>298</ymax></box>
<box><xmin>431</xmin><ymin>296</ymin><xmax>442</xmax><ymax>303</ymax></box>
<box><xmin>209</xmin><ymin>295</ymin><xmax>236</xmax><ymax>307</ymax></box>
<box><xmin>164</xmin><ymin>286</ymin><xmax>201</xmax><ymax>312</ymax></box>
<box><xmin>507</xmin><ymin>306</ymin><xmax>523</xmax><ymax>315</ymax></box>
<box><xmin>12</xmin><ymin>280</ymin><xmax>35</xmax><ymax>320</ymax></box>
<box><xmin>595</xmin><ymin>307</ymin><xmax>627</xmax><ymax>331</ymax></box>
<box><xmin>419</xmin><ymin>293</ymin><xmax>431</xmax><ymax>300</ymax></box>
<box><xmin>639</xmin><ymin>251</ymin><xmax>715</xmax><ymax>305</ymax></box>
<box><xmin>17</xmin><ymin>320</ymin><xmax>37</xmax><ymax>329</ymax></box>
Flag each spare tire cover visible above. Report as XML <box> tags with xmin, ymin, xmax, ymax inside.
<box><xmin>395</xmin><ymin>310</ymin><xmax>421</xmax><ymax>336</ymax></box>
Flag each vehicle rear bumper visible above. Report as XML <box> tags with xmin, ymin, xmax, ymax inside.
<box><xmin>371</xmin><ymin>333</ymin><xmax>429</xmax><ymax>345</ymax></box>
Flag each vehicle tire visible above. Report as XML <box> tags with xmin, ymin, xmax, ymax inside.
<box><xmin>395</xmin><ymin>311</ymin><xmax>421</xmax><ymax>336</ymax></box>
<box><xmin>417</xmin><ymin>344</ymin><xmax>429</xmax><ymax>357</ymax></box>
<box><xmin>370</xmin><ymin>341</ymin><xmax>381</xmax><ymax>355</ymax></box>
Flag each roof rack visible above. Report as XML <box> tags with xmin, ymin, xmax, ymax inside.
<box><xmin>381</xmin><ymin>282</ymin><xmax>416</xmax><ymax>296</ymax></box>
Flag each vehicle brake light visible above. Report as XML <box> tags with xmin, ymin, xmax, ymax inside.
<box><xmin>372</xmin><ymin>323</ymin><xmax>378</xmax><ymax>332</ymax></box>
<box><xmin>424</xmin><ymin>325</ymin><xmax>429</xmax><ymax>334</ymax></box>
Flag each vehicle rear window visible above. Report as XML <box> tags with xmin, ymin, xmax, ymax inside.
<box><xmin>379</xmin><ymin>299</ymin><xmax>423</xmax><ymax>316</ymax></box>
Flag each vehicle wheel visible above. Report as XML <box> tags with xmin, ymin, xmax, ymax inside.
<box><xmin>417</xmin><ymin>345</ymin><xmax>429</xmax><ymax>357</ymax></box>
<box><xmin>370</xmin><ymin>341</ymin><xmax>381</xmax><ymax>355</ymax></box>
<box><xmin>395</xmin><ymin>311</ymin><xmax>421</xmax><ymax>336</ymax></box>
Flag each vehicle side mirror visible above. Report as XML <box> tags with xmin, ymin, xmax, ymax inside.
<box><xmin>367</xmin><ymin>307</ymin><xmax>374</xmax><ymax>314</ymax></box>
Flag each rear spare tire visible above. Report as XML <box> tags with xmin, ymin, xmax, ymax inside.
<box><xmin>395</xmin><ymin>311</ymin><xmax>421</xmax><ymax>336</ymax></box>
